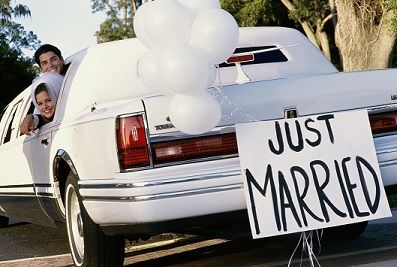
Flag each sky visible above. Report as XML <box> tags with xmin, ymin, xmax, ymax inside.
<box><xmin>15</xmin><ymin>0</ymin><xmax>107</xmax><ymax>59</ymax></box>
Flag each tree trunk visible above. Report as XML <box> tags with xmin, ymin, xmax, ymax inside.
<box><xmin>334</xmin><ymin>0</ymin><xmax>396</xmax><ymax>71</ymax></box>
<box><xmin>279</xmin><ymin>0</ymin><xmax>332</xmax><ymax>61</ymax></box>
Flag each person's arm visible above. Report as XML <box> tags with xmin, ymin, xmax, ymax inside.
<box><xmin>19</xmin><ymin>114</ymin><xmax>37</xmax><ymax>135</ymax></box>
<box><xmin>20</xmin><ymin>102</ymin><xmax>43</xmax><ymax>135</ymax></box>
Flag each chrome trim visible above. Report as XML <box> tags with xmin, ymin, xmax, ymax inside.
<box><xmin>82</xmin><ymin>183</ymin><xmax>243</xmax><ymax>202</ymax></box>
<box><xmin>373</xmin><ymin>131</ymin><xmax>397</xmax><ymax>138</ymax></box>
<box><xmin>152</xmin><ymin>154</ymin><xmax>238</xmax><ymax>169</ymax></box>
<box><xmin>54</xmin><ymin>149</ymin><xmax>79</xmax><ymax>180</ymax></box>
<box><xmin>284</xmin><ymin>107</ymin><xmax>298</xmax><ymax>119</ymax></box>
<box><xmin>0</xmin><ymin>184</ymin><xmax>33</xmax><ymax>189</ymax></box>
<box><xmin>80</xmin><ymin>169</ymin><xmax>242</xmax><ymax>189</ymax></box>
<box><xmin>367</xmin><ymin>104</ymin><xmax>397</xmax><ymax>114</ymax></box>
<box><xmin>376</xmin><ymin>146</ymin><xmax>397</xmax><ymax>156</ymax></box>
<box><xmin>0</xmin><ymin>193</ymin><xmax>36</xmax><ymax>197</ymax></box>
<box><xmin>291</xmin><ymin>104</ymin><xmax>397</xmax><ymax>120</ymax></box>
<box><xmin>149</xmin><ymin>125</ymin><xmax>236</xmax><ymax>142</ymax></box>
<box><xmin>379</xmin><ymin>159</ymin><xmax>397</xmax><ymax>168</ymax></box>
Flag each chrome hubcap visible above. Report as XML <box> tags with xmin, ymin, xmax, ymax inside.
<box><xmin>66</xmin><ymin>184</ymin><xmax>84</xmax><ymax>265</ymax></box>
<box><xmin>77</xmin><ymin>213</ymin><xmax>83</xmax><ymax>237</ymax></box>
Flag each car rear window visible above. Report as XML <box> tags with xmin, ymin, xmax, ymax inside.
<box><xmin>220</xmin><ymin>46</ymin><xmax>288</xmax><ymax>68</ymax></box>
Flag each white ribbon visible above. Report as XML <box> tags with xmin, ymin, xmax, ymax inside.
<box><xmin>288</xmin><ymin>230</ymin><xmax>322</xmax><ymax>267</ymax></box>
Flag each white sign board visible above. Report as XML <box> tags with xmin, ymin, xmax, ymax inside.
<box><xmin>236</xmin><ymin>110</ymin><xmax>391</xmax><ymax>239</ymax></box>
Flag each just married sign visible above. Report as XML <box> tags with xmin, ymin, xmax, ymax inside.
<box><xmin>236</xmin><ymin>110</ymin><xmax>391</xmax><ymax>239</ymax></box>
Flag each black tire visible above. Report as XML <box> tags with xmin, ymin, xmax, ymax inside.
<box><xmin>65</xmin><ymin>172</ymin><xmax>125</xmax><ymax>267</ymax></box>
<box><xmin>0</xmin><ymin>215</ymin><xmax>9</xmax><ymax>228</ymax></box>
<box><xmin>322</xmin><ymin>221</ymin><xmax>368</xmax><ymax>241</ymax></box>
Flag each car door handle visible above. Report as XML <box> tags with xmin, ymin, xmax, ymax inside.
<box><xmin>41</xmin><ymin>138</ymin><xmax>48</xmax><ymax>145</ymax></box>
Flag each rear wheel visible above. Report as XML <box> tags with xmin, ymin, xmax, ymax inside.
<box><xmin>0</xmin><ymin>215</ymin><xmax>9</xmax><ymax>228</ymax></box>
<box><xmin>323</xmin><ymin>221</ymin><xmax>368</xmax><ymax>241</ymax></box>
<box><xmin>65</xmin><ymin>173</ymin><xmax>125</xmax><ymax>267</ymax></box>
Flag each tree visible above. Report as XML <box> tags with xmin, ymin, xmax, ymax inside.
<box><xmin>0</xmin><ymin>0</ymin><xmax>39</xmax><ymax>52</ymax></box>
<box><xmin>0</xmin><ymin>40</ymin><xmax>37</xmax><ymax>111</ymax></box>
<box><xmin>0</xmin><ymin>1</ymin><xmax>40</xmax><ymax>111</ymax></box>
<box><xmin>281</xmin><ymin>0</ymin><xmax>333</xmax><ymax>61</ymax></box>
<box><xmin>333</xmin><ymin>0</ymin><xmax>397</xmax><ymax>71</ymax></box>
<box><xmin>221</xmin><ymin>0</ymin><xmax>397</xmax><ymax>71</ymax></box>
<box><xmin>221</xmin><ymin>0</ymin><xmax>333</xmax><ymax>60</ymax></box>
<box><xmin>0</xmin><ymin>0</ymin><xmax>30</xmax><ymax>23</ymax></box>
<box><xmin>221</xmin><ymin>0</ymin><xmax>293</xmax><ymax>27</ymax></box>
<box><xmin>92</xmin><ymin>0</ymin><xmax>146</xmax><ymax>43</ymax></box>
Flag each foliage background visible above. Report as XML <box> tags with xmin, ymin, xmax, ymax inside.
<box><xmin>0</xmin><ymin>1</ymin><xmax>40</xmax><ymax>111</ymax></box>
<box><xmin>2</xmin><ymin>0</ymin><xmax>397</xmax><ymax>113</ymax></box>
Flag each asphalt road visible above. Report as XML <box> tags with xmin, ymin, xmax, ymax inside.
<box><xmin>1</xmin><ymin>209</ymin><xmax>397</xmax><ymax>267</ymax></box>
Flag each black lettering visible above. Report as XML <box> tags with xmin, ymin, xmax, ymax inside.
<box><xmin>311</xmin><ymin>160</ymin><xmax>347</xmax><ymax>222</ymax></box>
<box><xmin>290</xmin><ymin>166</ymin><xmax>324</xmax><ymax>226</ymax></box>
<box><xmin>285</xmin><ymin>120</ymin><xmax>304</xmax><ymax>152</ymax></box>
<box><xmin>341</xmin><ymin>157</ymin><xmax>370</xmax><ymax>217</ymax></box>
<box><xmin>317</xmin><ymin>114</ymin><xmax>335</xmax><ymax>144</ymax></box>
<box><xmin>268</xmin><ymin>121</ymin><xmax>284</xmax><ymax>155</ymax></box>
<box><xmin>279</xmin><ymin>171</ymin><xmax>302</xmax><ymax>231</ymax></box>
<box><xmin>334</xmin><ymin>160</ymin><xmax>354</xmax><ymax>218</ymax></box>
<box><xmin>304</xmin><ymin>118</ymin><xmax>321</xmax><ymax>147</ymax></box>
<box><xmin>245</xmin><ymin>166</ymin><xmax>280</xmax><ymax>234</ymax></box>
<box><xmin>356</xmin><ymin>156</ymin><xmax>381</xmax><ymax>214</ymax></box>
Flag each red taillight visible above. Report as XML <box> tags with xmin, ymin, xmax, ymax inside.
<box><xmin>151</xmin><ymin>133</ymin><xmax>238</xmax><ymax>164</ymax></box>
<box><xmin>369</xmin><ymin>111</ymin><xmax>397</xmax><ymax>134</ymax></box>
<box><xmin>116</xmin><ymin>114</ymin><xmax>150</xmax><ymax>169</ymax></box>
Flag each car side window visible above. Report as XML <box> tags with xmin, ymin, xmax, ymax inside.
<box><xmin>26</xmin><ymin>101</ymin><xmax>35</xmax><ymax>115</ymax></box>
<box><xmin>0</xmin><ymin>105</ymin><xmax>8</xmax><ymax>122</ymax></box>
<box><xmin>1</xmin><ymin>100</ymin><xmax>23</xmax><ymax>144</ymax></box>
<box><xmin>17</xmin><ymin>101</ymin><xmax>35</xmax><ymax>137</ymax></box>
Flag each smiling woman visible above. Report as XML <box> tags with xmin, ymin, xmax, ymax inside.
<box><xmin>30</xmin><ymin>71</ymin><xmax>63</xmax><ymax>128</ymax></box>
<box><xmin>34</xmin><ymin>85</ymin><xmax>56</xmax><ymax>121</ymax></box>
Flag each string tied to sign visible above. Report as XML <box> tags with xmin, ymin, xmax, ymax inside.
<box><xmin>288</xmin><ymin>230</ymin><xmax>322</xmax><ymax>267</ymax></box>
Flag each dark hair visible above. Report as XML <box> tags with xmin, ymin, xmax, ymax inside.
<box><xmin>34</xmin><ymin>44</ymin><xmax>63</xmax><ymax>65</ymax></box>
<box><xmin>34</xmin><ymin>83</ymin><xmax>48</xmax><ymax>97</ymax></box>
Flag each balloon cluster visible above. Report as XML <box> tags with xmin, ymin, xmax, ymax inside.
<box><xmin>134</xmin><ymin>0</ymin><xmax>239</xmax><ymax>135</ymax></box>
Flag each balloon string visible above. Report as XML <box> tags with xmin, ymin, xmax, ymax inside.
<box><xmin>288</xmin><ymin>232</ymin><xmax>303</xmax><ymax>267</ymax></box>
<box><xmin>210</xmin><ymin>65</ymin><xmax>259</xmax><ymax>123</ymax></box>
<box><xmin>288</xmin><ymin>231</ymin><xmax>322</xmax><ymax>267</ymax></box>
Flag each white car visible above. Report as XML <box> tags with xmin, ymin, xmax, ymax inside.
<box><xmin>0</xmin><ymin>27</ymin><xmax>396</xmax><ymax>266</ymax></box>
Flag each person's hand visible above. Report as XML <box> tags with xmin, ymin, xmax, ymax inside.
<box><xmin>19</xmin><ymin>114</ymin><xmax>35</xmax><ymax>135</ymax></box>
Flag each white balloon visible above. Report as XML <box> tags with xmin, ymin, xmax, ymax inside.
<box><xmin>137</xmin><ymin>47</ymin><xmax>165</xmax><ymax>91</ymax></box>
<box><xmin>144</xmin><ymin>0</ymin><xmax>191</xmax><ymax>46</ymax></box>
<box><xmin>158</xmin><ymin>44</ymin><xmax>210</xmax><ymax>94</ymax></box>
<box><xmin>168</xmin><ymin>92</ymin><xmax>221</xmax><ymax>135</ymax></box>
<box><xmin>191</xmin><ymin>9</ymin><xmax>239</xmax><ymax>64</ymax></box>
<box><xmin>177</xmin><ymin>0</ymin><xmax>221</xmax><ymax>23</ymax></box>
<box><xmin>133</xmin><ymin>2</ymin><xmax>155</xmax><ymax>48</ymax></box>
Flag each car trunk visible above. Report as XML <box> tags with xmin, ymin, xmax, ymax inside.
<box><xmin>144</xmin><ymin>69</ymin><xmax>397</xmax><ymax>136</ymax></box>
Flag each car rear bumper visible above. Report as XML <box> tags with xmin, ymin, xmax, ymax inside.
<box><xmin>80</xmin><ymin>158</ymin><xmax>247</xmax><ymax>226</ymax></box>
<box><xmin>375</xmin><ymin>135</ymin><xmax>397</xmax><ymax>187</ymax></box>
<box><xmin>79</xmin><ymin>135</ymin><xmax>397</xmax><ymax>229</ymax></box>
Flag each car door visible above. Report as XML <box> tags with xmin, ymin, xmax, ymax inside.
<box><xmin>0</xmin><ymin>89</ymin><xmax>54</xmax><ymax>226</ymax></box>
